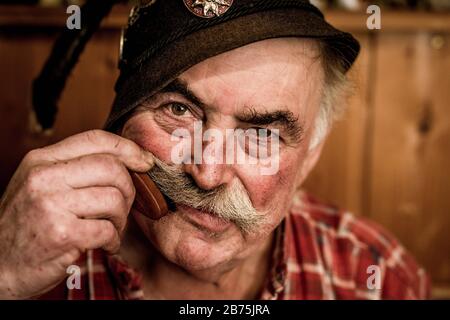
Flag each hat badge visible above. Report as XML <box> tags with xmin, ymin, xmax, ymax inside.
<box><xmin>183</xmin><ymin>0</ymin><xmax>234</xmax><ymax>18</ymax></box>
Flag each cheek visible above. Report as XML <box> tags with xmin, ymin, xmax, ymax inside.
<box><xmin>122</xmin><ymin>114</ymin><xmax>177</xmax><ymax>162</ymax></box>
<box><xmin>239</xmin><ymin>151</ymin><xmax>303</xmax><ymax>216</ymax></box>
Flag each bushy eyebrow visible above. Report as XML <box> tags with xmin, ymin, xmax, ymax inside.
<box><xmin>236</xmin><ymin>108</ymin><xmax>304</xmax><ymax>142</ymax></box>
<box><xmin>160</xmin><ymin>78</ymin><xmax>304</xmax><ymax>142</ymax></box>
<box><xmin>161</xmin><ymin>78</ymin><xmax>209</xmax><ymax>110</ymax></box>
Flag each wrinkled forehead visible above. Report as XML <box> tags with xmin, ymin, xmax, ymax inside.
<box><xmin>176</xmin><ymin>38</ymin><xmax>324</xmax><ymax>117</ymax></box>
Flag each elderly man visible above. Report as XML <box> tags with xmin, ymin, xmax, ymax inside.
<box><xmin>0</xmin><ymin>0</ymin><xmax>429</xmax><ymax>300</ymax></box>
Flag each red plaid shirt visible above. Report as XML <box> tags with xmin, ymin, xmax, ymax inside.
<box><xmin>39</xmin><ymin>189</ymin><xmax>430</xmax><ymax>300</ymax></box>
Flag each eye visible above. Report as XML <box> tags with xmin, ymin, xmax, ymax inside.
<box><xmin>170</xmin><ymin>103</ymin><xmax>190</xmax><ymax>116</ymax></box>
<box><xmin>256</xmin><ymin>128</ymin><xmax>273</xmax><ymax>138</ymax></box>
<box><xmin>246</xmin><ymin>128</ymin><xmax>276</xmax><ymax>139</ymax></box>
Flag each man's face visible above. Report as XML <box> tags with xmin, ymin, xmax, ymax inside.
<box><xmin>121</xmin><ymin>38</ymin><xmax>324</xmax><ymax>278</ymax></box>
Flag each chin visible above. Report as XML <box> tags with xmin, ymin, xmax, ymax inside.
<box><xmin>172</xmin><ymin>234</ymin><xmax>242</xmax><ymax>274</ymax></box>
<box><xmin>132</xmin><ymin>209</ymin><xmax>248</xmax><ymax>274</ymax></box>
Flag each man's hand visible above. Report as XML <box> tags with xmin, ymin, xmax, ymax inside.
<box><xmin>0</xmin><ymin>130</ymin><xmax>154</xmax><ymax>299</ymax></box>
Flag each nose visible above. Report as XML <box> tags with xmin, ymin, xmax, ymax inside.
<box><xmin>183</xmin><ymin>139</ymin><xmax>235</xmax><ymax>191</ymax></box>
<box><xmin>184</xmin><ymin>161</ymin><xmax>235</xmax><ymax>191</ymax></box>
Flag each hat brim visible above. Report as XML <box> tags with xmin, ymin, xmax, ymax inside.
<box><xmin>106</xmin><ymin>8</ymin><xmax>360</xmax><ymax>131</ymax></box>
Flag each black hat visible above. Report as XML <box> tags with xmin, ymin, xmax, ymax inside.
<box><xmin>105</xmin><ymin>0</ymin><xmax>360</xmax><ymax>131</ymax></box>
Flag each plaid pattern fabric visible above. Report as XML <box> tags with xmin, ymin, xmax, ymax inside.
<box><xmin>39</xmin><ymin>189</ymin><xmax>430</xmax><ymax>300</ymax></box>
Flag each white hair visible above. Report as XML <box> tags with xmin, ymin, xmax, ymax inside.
<box><xmin>308</xmin><ymin>41</ymin><xmax>353</xmax><ymax>151</ymax></box>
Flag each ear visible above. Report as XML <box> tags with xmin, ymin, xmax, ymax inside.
<box><xmin>295</xmin><ymin>136</ymin><xmax>327</xmax><ymax>187</ymax></box>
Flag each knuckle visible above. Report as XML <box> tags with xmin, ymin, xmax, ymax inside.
<box><xmin>111</xmin><ymin>135</ymin><xmax>122</xmax><ymax>150</ymax></box>
<box><xmin>85</xmin><ymin>129</ymin><xmax>137</xmax><ymax>158</ymax></box>
<box><xmin>48</xmin><ymin>222</ymin><xmax>71</xmax><ymax>245</ymax></box>
<box><xmin>105</xmin><ymin>187</ymin><xmax>124</xmax><ymax>208</ymax></box>
<box><xmin>122</xmin><ymin>173</ymin><xmax>135</xmax><ymax>197</ymax></box>
<box><xmin>103</xmin><ymin>221</ymin><xmax>117</xmax><ymax>241</ymax></box>
<box><xmin>84</xmin><ymin>129</ymin><xmax>107</xmax><ymax>145</ymax></box>
<box><xmin>25</xmin><ymin>165</ymin><xmax>49</xmax><ymax>192</ymax></box>
<box><xmin>22</xmin><ymin>148</ymin><xmax>43</xmax><ymax>164</ymax></box>
<box><xmin>98</xmin><ymin>157</ymin><xmax>132</xmax><ymax>195</ymax></box>
<box><xmin>84</xmin><ymin>129</ymin><xmax>120</xmax><ymax>149</ymax></box>
<box><xmin>33</xmin><ymin>196</ymin><xmax>55</xmax><ymax>213</ymax></box>
<box><xmin>103</xmin><ymin>189</ymin><xmax>128</xmax><ymax>233</ymax></box>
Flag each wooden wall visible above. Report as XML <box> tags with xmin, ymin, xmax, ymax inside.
<box><xmin>305</xmin><ymin>12</ymin><xmax>450</xmax><ymax>298</ymax></box>
<box><xmin>0</xmin><ymin>6</ymin><xmax>448</xmax><ymax>298</ymax></box>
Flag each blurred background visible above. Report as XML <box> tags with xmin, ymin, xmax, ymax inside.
<box><xmin>0</xmin><ymin>0</ymin><xmax>449</xmax><ymax>298</ymax></box>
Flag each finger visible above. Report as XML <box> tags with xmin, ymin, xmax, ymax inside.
<box><xmin>37</xmin><ymin>130</ymin><xmax>154</xmax><ymax>172</ymax></box>
<box><xmin>72</xmin><ymin>219</ymin><xmax>121</xmax><ymax>253</ymax></box>
<box><xmin>48</xmin><ymin>153</ymin><xmax>136</xmax><ymax>206</ymax></box>
<box><xmin>62</xmin><ymin>187</ymin><xmax>129</xmax><ymax>235</ymax></box>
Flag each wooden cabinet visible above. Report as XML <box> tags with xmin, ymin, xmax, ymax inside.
<box><xmin>0</xmin><ymin>6</ymin><xmax>449</xmax><ymax>298</ymax></box>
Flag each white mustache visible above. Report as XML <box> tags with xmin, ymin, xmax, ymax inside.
<box><xmin>148</xmin><ymin>158</ymin><xmax>264</xmax><ymax>233</ymax></box>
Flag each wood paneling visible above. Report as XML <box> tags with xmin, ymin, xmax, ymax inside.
<box><xmin>370</xmin><ymin>31</ymin><xmax>450</xmax><ymax>289</ymax></box>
